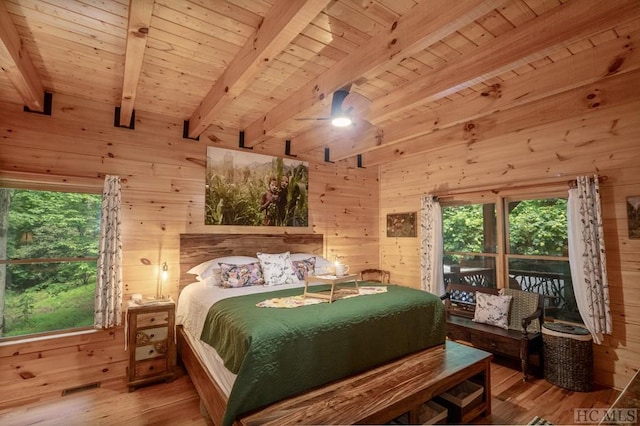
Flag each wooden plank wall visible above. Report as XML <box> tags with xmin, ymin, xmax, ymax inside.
<box><xmin>379</xmin><ymin>91</ymin><xmax>640</xmax><ymax>389</ymax></box>
<box><xmin>0</xmin><ymin>93</ymin><xmax>380</xmax><ymax>408</ymax></box>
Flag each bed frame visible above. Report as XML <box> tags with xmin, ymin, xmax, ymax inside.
<box><xmin>177</xmin><ymin>233</ymin><xmax>491</xmax><ymax>425</ymax></box>
<box><xmin>177</xmin><ymin>233</ymin><xmax>324</xmax><ymax>425</ymax></box>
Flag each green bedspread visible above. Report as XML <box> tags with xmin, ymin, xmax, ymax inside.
<box><xmin>199</xmin><ymin>283</ymin><xmax>446</xmax><ymax>426</ymax></box>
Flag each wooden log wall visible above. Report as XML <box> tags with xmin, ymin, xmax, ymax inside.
<box><xmin>379</xmin><ymin>80</ymin><xmax>640</xmax><ymax>389</ymax></box>
<box><xmin>0</xmin><ymin>93</ymin><xmax>380</xmax><ymax>408</ymax></box>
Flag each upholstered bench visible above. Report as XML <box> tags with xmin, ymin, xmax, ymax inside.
<box><xmin>441</xmin><ymin>283</ymin><xmax>544</xmax><ymax>381</ymax></box>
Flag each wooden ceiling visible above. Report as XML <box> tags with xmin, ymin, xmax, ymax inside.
<box><xmin>1</xmin><ymin>0</ymin><xmax>639</xmax><ymax>166</ymax></box>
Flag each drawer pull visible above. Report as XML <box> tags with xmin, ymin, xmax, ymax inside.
<box><xmin>148</xmin><ymin>349</ymin><xmax>155</xmax><ymax>355</ymax></box>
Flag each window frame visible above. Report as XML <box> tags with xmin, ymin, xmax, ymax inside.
<box><xmin>0</xmin><ymin>179</ymin><xmax>102</xmax><ymax>341</ymax></box>
<box><xmin>441</xmin><ymin>186</ymin><xmax>568</xmax><ymax>289</ymax></box>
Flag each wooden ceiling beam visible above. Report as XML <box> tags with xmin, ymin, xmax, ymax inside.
<box><xmin>119</xmin><ymin>0</ymin><xmax>155</xmax><ymax>127</ymax></box>
<box><xmin>186</xmin><ymin>0</ymin><xmax>332</xmax><ymax>139</ymax></box>
<box><xmin>0</xmin><ymin>0</ymin><xmax>45</xmax><ymax>112</ymax></box>
<box><xmin>241</xmin><ymin>0</ymin><xmax>507</xmax><ymax>148</ymax></box>
<box><xmin>360</xmin><ymin>69</ymin><xmax>640</xmax><ymax>167</ymax></box>
<box><xmin>329</xmin><ymin>25</ymin><xmax>640</xmax><ymax>161</ymax></box>
<box><xmin>368</xmin><ymin>0</ymin><xmax>640</xmax><ymax>125</ymax></box>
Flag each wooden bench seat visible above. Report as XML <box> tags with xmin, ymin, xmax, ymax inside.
<box><xmin>236</xmin><ymin>341</ymin><xmax>492</xmax><ymax>425</ymax></box>
<box><xmin>441</xmin><ymin>283</ymin><xmax>543</xmax><ymax>381</ymax></box>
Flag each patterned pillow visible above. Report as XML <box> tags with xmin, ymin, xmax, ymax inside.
<box><xmin>219</xmin><ymin>262</ymin><xmax>265</xmax><ymax>288</ymax></box>
<box><xmin>188</xmin><ymin>256</ymin><xmax>259</xmax><ymax>281</ymax></box>
<box><xmin>199</xmin><ymin>256</ymin><xmax>259</xmax><ymax>280</ymax></box>
<box><xmin>290</xmin><ymin>253</ymin><xmax>332</xmax><ymax>274</ymax></box>
<box><xmin>472</xmin><ymin>292</ymin><xmax>513</xmax><ymax>330</ymax></box>
<box><xmin>256</xmin><ymin>252</ymin><xmax>299</xmax><ymax>286</ymax></box>
<box><xmin>292</xmin><ymin>257</ymin><xmax>316</xmax><ymax>280</ymax></box>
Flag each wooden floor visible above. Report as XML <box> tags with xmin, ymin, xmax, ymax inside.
<box><xmin>0</xmin><ymin>359</ymin><xmax>619</xmax><ymax>426</ymax></box>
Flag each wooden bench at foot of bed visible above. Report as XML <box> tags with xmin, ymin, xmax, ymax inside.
<box><xmin>178</xmin><ymin>322</ymin><xmax>492</xmax><ymax>426</ymax></box>
<box><xmin>237</xmin><ymin>340</ymin><xmax>492</xmax><ymax>425</ymax></box>
<box><xmin>179</xmin><ymin>333</ymin><xmax>484</xmax><ymax>426</ymax></box>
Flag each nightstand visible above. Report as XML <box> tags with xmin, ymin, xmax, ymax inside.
<box><xmin>126</xmin><ymin>301</ymin><xmax>176</xmax><ymax>391</ymax></box>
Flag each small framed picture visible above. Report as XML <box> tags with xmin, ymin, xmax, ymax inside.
<box><xmin>627</xmin><ymin>196</ymin><xmax>640</xmax><ymax>239</ymax></box>
<box><xmin>386</xmin><ymin>212</ymin><xmax>417</xmax><ymax>238</ymax></box>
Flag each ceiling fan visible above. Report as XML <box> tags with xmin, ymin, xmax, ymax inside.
<box><xmin>296</xmin><ymin>88</ymin><xmax>353</xmax><ymax>127</ymax></box>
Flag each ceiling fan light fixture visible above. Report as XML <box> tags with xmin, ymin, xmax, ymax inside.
<box><xmin>331</xmin><ymin>115</ymin><xmax>352</xmax><ymax>127</ymax></box>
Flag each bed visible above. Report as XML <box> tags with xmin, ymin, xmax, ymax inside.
<box><xmin>176</xmin><ymin>234</ymin><xmax>446</xmax><ymax>426</ymax></box>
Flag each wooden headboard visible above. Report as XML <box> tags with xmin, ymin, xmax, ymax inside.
<box><xmin>179</xmin><ymin>233</ymin><xmax>324</xmax><ymax>289</ymax></box>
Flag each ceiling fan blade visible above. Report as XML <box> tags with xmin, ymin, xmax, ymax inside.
<box><xmin>294</xmin><ymin>117</ymin><xmax>331</xmax><ymax>121</ymax></box>
<box><xmin>293</xmin><ymin>88</ymin><xmax>353</xmax><ymax>123</ymax></box>
<box><xmin>331</xmin><ymin>89</ymin><xmax>350</xmax><ymax>116</ymax></box>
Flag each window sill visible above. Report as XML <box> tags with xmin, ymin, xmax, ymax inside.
<box><xmin>0</xmin><ymin>327</ymin><xmax>98</xmax><ymax>346</ymax></box>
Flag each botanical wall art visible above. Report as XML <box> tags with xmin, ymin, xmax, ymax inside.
<box><xmin>627</xmin><ymin>195</ymin><xmax>640</xmax><ymax>239</ymax></box>
<box><xmin>386</xmin><ymin>212</ymin><xmax>417</xmax><ymax>237</ymax></box>
<box><xmin>206</xmin><ymin>147</ymin><xmax>309</xmax><ymax>226</ymax></box>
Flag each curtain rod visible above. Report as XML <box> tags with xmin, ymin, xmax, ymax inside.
<box><xmin>434</xmin><ymin>175</ymin><xmax>608</xmax><ymax>199</ymax></box>
<box><xmin>567</xmin><ymin>175</ymin><xmax>607</xmax><ymax>189</ymax></box>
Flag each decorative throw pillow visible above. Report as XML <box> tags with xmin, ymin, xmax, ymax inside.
<box><xmin>256</xmin><ymin>252</ymin><xmax>299</xmax><ymax>286</ymax></box>
<box><xmin>292</xmin><ymin>257</ymin><xmax>316</xmax><ymax>280</ymax></box>
<box><xmin>290</xmin><ymin>253</ymin><xmax>333</xmax><ymax>274</ymax></box>
<box><xmin>472</xmin><ymin>292</ymin><xmax>513</xmax><ymax>330</ymax></box>
<box><xmin>219</xmin><ymin>262</ymin><xmax>265</xmax><ymax>288</ymax></box>
<box><xmin>187</xmin><ymin>256</ymin><xmax>259</xmax><ymax>280</ymax></box>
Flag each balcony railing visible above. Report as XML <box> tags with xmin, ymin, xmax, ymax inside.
<box><xmin>444</xmin><ymin>268</ymin><xmax>493</xmax><ymax>288</ymax></box>
<box><xmin>444</xmin><ymin>268</ymin><xmax>577</xmax><ymax>316</ymax></box>
<box><xmin>508</xmin><ymin>269</ymin><xmax>576</xmax><ymax>313</ymax></box>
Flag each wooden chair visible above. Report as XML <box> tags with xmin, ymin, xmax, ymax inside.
<box><xmin>359</xmin><ymin>269</ymin><xmax>391</xmax><ymax>284</ymax></box>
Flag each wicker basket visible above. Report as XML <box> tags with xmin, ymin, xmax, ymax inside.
<box><xmin>542</xmin><ymin>323</ymin><xmax>593</xmax><ymax>392</ymax></box>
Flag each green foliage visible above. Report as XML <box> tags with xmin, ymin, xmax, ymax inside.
<box><xmin>14</xmin><ymin>292</ymin><xmax>35</xmax><ymax>326</ymax></box>
<box><xmin>443</xmin><ymin>199</ymin><xmax>568</xmax><ymax>257</ymax></box>
<box><xmin>442</xmin><ymin>205</ymin><xmax>486</xmax><ymax>253</ymax></box>
<box><xmin>508</xmin><ymin>199</ymin><xmax>568</xmax><ymax>256</ymax></box>
<box><xmin>3</xmin><ymin>283</ymin><xmax>94</xmax><ymax>337</ymax></box>
<box><xmin>5</xmin><ymin>190</ymin><xmax>101</xmax><ymax>292</ymax></box>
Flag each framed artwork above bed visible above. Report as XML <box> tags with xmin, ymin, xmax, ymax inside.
<box><xmin>205</xmin><ymin>147</ymin><xmax>309</xmax><ymax>227</ymax></box>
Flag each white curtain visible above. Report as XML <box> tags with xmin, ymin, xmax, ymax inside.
<box><xmin>567</xmin><ymin>175</ymin><xmax>611</xmax><ymax>344</ymax></box>
<box><xmin>420</xmin><ymin>195</ymin><xmax>444</xmax><ymax>296</ymax></box>
<box><xmin>94</xmin><ymin>175</ymin><xmax>123</xmax><ymax>329</ymax></box>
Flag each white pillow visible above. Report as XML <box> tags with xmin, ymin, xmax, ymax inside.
<box><xmin>257</xmin><ymin>252</ymin><xmax>299</xmax><ymax>286</ymax></box>
<box><xmin>187</xmin><ymin>256</ymin><xmax>259</xmax><ymax>279</ymax></box>
<box><xmin>290</xmin><ymin>253</ymin><xmax>333</xmax><ymax>275</ymax></box>
<box><xmin>472</xmin><ymin>292</ymin><xmax>513</xmax><ymax>330</ymax></box>
<box><xmin>200</xmin><ymin>275</ymin><xmax>219</xmax><ymax>287</ymax></box>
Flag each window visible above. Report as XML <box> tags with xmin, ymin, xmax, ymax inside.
<box><xmin>443</xmin><ymin>203</ymin><xmax>497</xmax><ymax>287</ymax></box>
<box><xmin>442</xmin><ymin>194</ymin><xmax>579</xmax><ymax>323</ymax></box>
<box><xmin>0</xmin><ymin>188</ymin><xmax>101</xmax><ymax>339</ymax></box>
